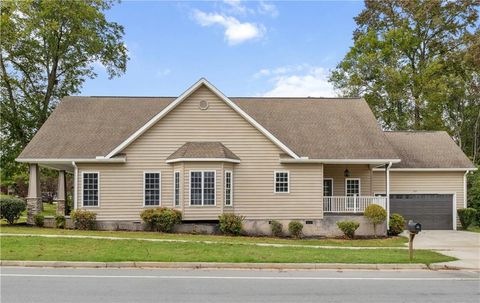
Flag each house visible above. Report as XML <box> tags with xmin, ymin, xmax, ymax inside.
<box><xmin>17</xmin><ymin>79</ymin><xmax>476</xmax><ymax>236</ymax></box>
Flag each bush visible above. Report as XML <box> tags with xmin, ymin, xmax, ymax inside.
<box><xmin>0</xmin><ymin>197</ymin><xmax>26</xmax><ymax>224</ymax></box>
<box><xmin>270</xmin><ymin>220</ymin><xmax>283</xmax><ymax>237</ymax></box>
<box><xmin>288</xmin><ymin>220</ymin><xmax>303</xmax><ymax>239</ymax></box>
<box><xmin>388</xmin><ymin>213</ymin><xmax>405</xmax><ymax>236</ymax></box>
<box><xmin>70</xmin><ymin>209</ymin><xmax>97</xmax><ymax>230</ymax></box>
<box><xmin>336</xmin><ymin>220</ymin><xmax>360</xmax><ymax>239</ymax></box>
<box><xmin>55</xmin><ymin>215</ymin><xmax>66</xmax><ymax>229</ymax></box>
<box><xmin>34</xmin><ymin>214</ymin><xmax>44</xmax><ymax>227</ymax></box>
<box><xmin>364</xmin><ymin>204</ymin><xmax>387</xmax><ymax>237</ymax></box>
<box><xmin>140</xmin><ymin>208</ymin><xmax>182</xmax><ymax>233</ymax></box>
<box><xmin>219</xmin><ymin>213</ymin><xmax>244</xmax><ymax>235</ymax></box>
<box><xmin>457</xmin><ymin>208</ymin><xmax>477</xmax><ymax>229</ymax></box>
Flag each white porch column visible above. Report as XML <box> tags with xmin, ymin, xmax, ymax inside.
<box><xmin>26</xmin><ymin>163</ymin><xmax>42</xmax><ymax>224</ymax></box>
<box><xmin>385</xmin><ymin>162</ymin><xmax>392</xmax><ymax>227</ymax></box>
<box><xmin>55</xmin><ymin>170</ymin><xmax>67</xmax><ymax>215</ymax></box>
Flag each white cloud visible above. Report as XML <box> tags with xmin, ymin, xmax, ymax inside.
<box><xmin>258</xmin><ymin>1</ymin><xmax>278</xmax><ymax>17</ymax></box>
<box><xmin>193</xmin><ymin>9</ymin><xmax>264</xmax><ymax>45</ymax></box>
<box><xmin>155</xmin><ymin>68</ymin><xmax>171</xmax><ymax>78</ymax></box>
<box><xmin>223</xmin><ymin>0</ymin><xmax>249</xmax><ymax>15</ymax></box>
<box><xmin>259</xmin><ymin>66</ymin><xmax>336</xmax><ymax>97</ymax></box>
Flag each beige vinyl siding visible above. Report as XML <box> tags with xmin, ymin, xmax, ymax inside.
<box><xmin>372</xmin><ymin>171</ymin><xmax>465</xmax><ymax>210</ymax></box>
<box><xmin>323</xmin><ymin>165</ymin><xmax>373</xmax><ymax>196</ymax></box>
<box><xmin>76</xmin><ymin>85</ymin><xmax>323</xmax><ymax>220</ymax></box>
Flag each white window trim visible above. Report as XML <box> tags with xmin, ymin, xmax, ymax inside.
<box><xmin>173</xmin><ymin>171</ymin><xmax>181</xmax><ymax>208</ymax></box>
<box><xmin>224</xmin><ymin>170</ymin><xmax>233</xmax><ymax>206</ymax></box>
<box><xmin>143</xmin><ymin>171</ymin><xmax>162</xmax><ymax>207</ymax></box>
<box><xmin>81</xmin><ymin>171</ymin><xmax>100</xmax><ymax>208</ymax></box>
<box><xmin>323</xmin><ymin>178</ymin><xmax>333</xmax><ymax>197</ymax></box>
<box><xmin>345</xmin><ymin>178</ymin><xmax>361</xmax><ymax>196</ymax></box>
<box><xmin>274</xmin><ymin>170</ymin><xmax>290</xmax><ymax>194</ymax></box>
<box><xmin>189</xmin><ymin>170</ymin><xmax>216</xmax><ymax>206</ymax></box>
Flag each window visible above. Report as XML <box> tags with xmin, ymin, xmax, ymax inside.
<box><xmin>274</xmin><ymin>171</ymin><xmax>289</xmax><ymax>193</ymax></box>
<box><xmin>82</xmin><ymin>172</ymin><xmax>99</xmax><ymax>207</ymax></box>
<box><xmin>190</xmin><ymin>171</ymin><xmax>216</xmax><ymax>206</ymax></box>
<box><xmin>144</xmin><ymin>172</ymin><xmax>161</xmax><ymax>206</ymax></box>
<box><xmin>225</xmin><ymin>171</ymin><xmax>233</xmax><ymax>206</ymax></box>
<box><xmin>345</xmin><ymin>178</ymin><xmax>360</xmax><ymax>196</ymax></box>
<box><xmin>174</xmin><ymin>171</ymin><xmax>180</xmax><ymax>207</ymax></box>
<box><xmin>323</xmin><ymin>179</ymin><xmax>333</xmax><ymax>197</ymax></box>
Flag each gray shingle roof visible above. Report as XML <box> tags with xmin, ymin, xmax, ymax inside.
<box><xmin>384</xmin><ymin>131</ymin><xmax>475</xmax><ymax>169</ymax></box>
<box><xmin>24</xmin><ymin>95</ymin><xmax>475</xmax><ymax>167</ymax></box>
<box><xmin>167</xmin><ymin>142</ymin><xmax>240</xmax><ymax>161</ymax></box>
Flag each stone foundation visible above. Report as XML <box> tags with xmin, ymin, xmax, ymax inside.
<box><xmin>26</xmin><ymin>197</ymin><xmax>42</xmax><ymax>225</ymax></box>
<box><xmin>42</xmin><ymin>216</ymin><xmax>386</xmax><ymax>237</ymax></box>
<box><xmin>55</xmin><ymin>199</ymin><xmax>65</xmax><ymax>216</ymax></box>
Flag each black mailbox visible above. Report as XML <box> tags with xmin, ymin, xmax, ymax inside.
<box><xmin>407</xmin><ymin>220</ymin><xmax>422</xmax><ymax>234</ymax></box>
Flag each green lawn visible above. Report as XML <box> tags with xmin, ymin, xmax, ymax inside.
<box><xmin>0</xmin><ymin>236</ymin><xmax>454</xmax><ymax>264</ymax></box>
<box><xmin>466</xmin><ymin>226</ymin><xmax>480</xmax><ymax>233</ymax></box>
<box><xmin>0</xmin><ymin>225</ymin><xmax>408</xmax><ymax>247</ymax></box>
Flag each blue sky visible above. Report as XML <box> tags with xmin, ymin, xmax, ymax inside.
<box><xmin>81</xmin><ymin>0</ymin><xmax>364</xmax><ymax>97</ymax></box>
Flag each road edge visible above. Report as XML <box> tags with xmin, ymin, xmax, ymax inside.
<box><xmin>0</xmin><ymin>260</ymin><xmax>455</xmax><ymax>270</ymax></box>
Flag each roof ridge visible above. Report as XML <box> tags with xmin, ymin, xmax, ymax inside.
<box><xmin>385</xmin><ymin>130</ymin><xmax>447</xmax><ymax>133</ymax></box>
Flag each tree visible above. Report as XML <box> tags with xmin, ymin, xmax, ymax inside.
<box><xmin>364</xmin><ymin>204</ymin><xmax>387</xmax><ymax>237</ymax></box>
<box><xmin>330</xmin><ymin>0</ymin><xmax>479</xmax><ymax>163</ymax></box>
<box><xmin>0</xmin><ymin>0</ymin><xmax>128</xmax><ymax>182</ymax></box>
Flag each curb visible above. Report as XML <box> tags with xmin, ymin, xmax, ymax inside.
<box><xmin>0</xmin><ymin>260</ymin><xmax>432</xmax><ymax>270</ymax></box>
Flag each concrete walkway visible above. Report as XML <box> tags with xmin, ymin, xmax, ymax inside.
<box><xmin>403</xmin><ymin>230</ymin><xmax>480</xmax><ymax>270</ymax></box>
<box><xmin>0</xmin><ymin>233</ymin><xmax>407</xmax><ymax>250</ymax></box>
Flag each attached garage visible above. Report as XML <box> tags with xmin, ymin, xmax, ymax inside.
<box><xmin>390</xmin><ymin>194</ymin><xmax>454</xmax><ymax>230</ymax></box>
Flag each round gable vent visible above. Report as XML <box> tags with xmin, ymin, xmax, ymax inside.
<box><xmin>199</xmin><ymin>100</ymin><xmax>209</xmax><ymax>110</ymax></box>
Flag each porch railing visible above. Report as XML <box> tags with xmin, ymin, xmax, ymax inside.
<box><xmin>323</xmin><ymin>196</ymin><xmax>387</xmax><ymax>213</ymax></box>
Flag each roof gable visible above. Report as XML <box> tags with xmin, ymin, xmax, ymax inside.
<box><xmin>103</xmin><ymin>78</ymin><xmax>299</xmax><ymax>159</ymax></box>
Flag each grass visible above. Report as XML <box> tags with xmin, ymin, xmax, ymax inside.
<box><xmin>0</xmin><ymin>236</ymin><xmax>454</xmax><ymax>265</ymax></box>
<box><xmin>18</xmin><ymin>202</ymin><xmax>56</xmax><ymax>217</ymax></box>
<box><xmin>0</xmin><ymin>225</ymin><xmax>408</xmax><ymax>247</ymax></box>
<box><xmin>466</xmin><ymin>226</ymin><xmax>480</xmax><ymax>233</ymax></box>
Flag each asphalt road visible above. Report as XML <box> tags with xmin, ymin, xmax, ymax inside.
<box><xmin>1</xmin><ymin>267</ymin><xmax>479</xmax><ymax>303</ymax></box>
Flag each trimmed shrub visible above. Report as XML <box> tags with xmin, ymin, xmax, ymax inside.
<box><xmin>218</xmin><ymin>213</ymin><xmax>244</xmax><ymax>235</ymax></box>
<box><xmin>70</xmin><ymin>209</ymin><xmax>97</xmax><ymax>230</ymax></box>
<box><xmin>457</xmin><ymin>208</ymin><xmax>477</xmax><ymax>230</ymax></box>
<box><xmin>140</xmin><ymin>208</ymin><xmax>182</xmax><ymax>233</ymax></box>
<box><xmin>270</xmin><ymin>220</ymin><xmax>283</xmax><ymax>237</ymax></box>
<box><xmin>55</xmin><ymin>215</ymin><xmax>66</xmax><ymax>229</ymax></box>
<box><xmin>364</xmin><ymin>204</ymin><xmax>387</xmax><ymax>237</ymax></box>
<box><xmin>288</xmin><ymin>220</ymin><xmax>303</xmax><ymax>239</ymax></box>
<box><xmin>34</xmin><ymin>214</ymin><xmax>44</xmax><ymax>227</ymax></box>
<box><xmin>336</xmin><ymin>220</ymin><xmax>360</xmax><ymax>239</ymax></box>
<box><xmin>388</xmin><ymin>213</ymin><xmax>405</xmax><ymax>236</ymax></box>
<box><xmin>0</xmin><ymin>196</ymin><xmax>26</xmax><ymax>224</ymax></box>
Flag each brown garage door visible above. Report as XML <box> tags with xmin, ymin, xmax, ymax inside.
<box><xmin>390</xmin><ymin>194</ymin><xmax>453</xmax><ymax>230</ymax></box>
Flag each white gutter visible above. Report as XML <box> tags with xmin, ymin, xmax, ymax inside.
<box><xmin>166</xmin><ymin>158</ymin><xmax>241</xmax><ymax>164</ymax></box>
<box><xmin>280</xmin><ymin>158</ymin><xmax>401</xmax><ymax>164</ymax></box>
<box><xmin>16</xmin><ymin>157</ymin><xmax>127</xmax><ymax>164</ymax></box>
<box><xmin>372</xmin><ymin>167</ymin><xmax>478</xmax><ymax>172</ymax></box>
<box><xmin>72</xmin><ymin>161</ymin><xmax>78</xmax><ymax>210</ymax></box>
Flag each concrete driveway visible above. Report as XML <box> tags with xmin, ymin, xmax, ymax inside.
<box><xmin>406</xmin><ymin>230</ymin><xmax>480</xmax><ymax>270</ymax></box>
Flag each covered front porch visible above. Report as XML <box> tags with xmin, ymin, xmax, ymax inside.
<box><xmin>322</xmin><ymin>164</ymin><xmax>390</xmax><ymax>215</ymax></box>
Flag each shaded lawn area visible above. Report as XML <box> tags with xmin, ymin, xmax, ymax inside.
<box><xmin>466</xmin><ymin>226</ymin><xmax>480</xmax><ymax>233</ymax></box>
<box><xmin>0</xmin><ymin>225</ymin><xmax>408</xmax><ymax>247</ymax></box>
<box><xmin>0</xmin><ymin>236</ymin><xmax>454</xmax><ymax>265</ymax></box>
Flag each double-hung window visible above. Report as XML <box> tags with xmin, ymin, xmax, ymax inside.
<box><xmin>345</xmin><ymin>178</ymin><xmax>360</xmax><ymax>196</ymax></box>
<box><xmin>224</xmin><ymin>171</ymin><xmax>233</xmax><ymax>206</ymax></box>
<box><xmin>323</xmin><ymin>179</ymin><xmax>333</xmax><ymax>197</ymax></box>
<box><xmin>174</xmin><ymin>171</ymin><xmax>180</xmax><ymax>207</ymax></box>
<box><xmin>82</xmin><ymin>172</ymin><xmax>99</xmax><ymax>207</ymax></box>
<box><xmin>274</xmin><ymin>171</ymin><xmax>289</xmax><ymax>193</ymax></box>
<box><xmin>190</xmin><ymin>171</ymin><xmax>216</xmax><ymax>206</ymax></box>
<box><xmin>144</xmin><ymin>172</ymin><xmax>161</xmax><ymax>206</ymax></box>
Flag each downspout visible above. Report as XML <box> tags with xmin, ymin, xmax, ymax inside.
<box><xmin>72</xmin><ymin>161</ymin><xmax>78</xmax><ymax>210</ymax></box>
<box><xmin>386</xmin><ymin>162</ymin><xmax>392</xmax><ymax>228</ymax></box>
<box><xmin>463</xmin><ymin>171</ymin><xmax>468</xmax><ymax>208</ymax></box>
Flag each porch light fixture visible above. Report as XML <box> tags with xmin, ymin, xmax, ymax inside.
<box><xmin>344</xmin><ymin>169</ymin><xmax>350</xmax><ymax>177</ymax></box>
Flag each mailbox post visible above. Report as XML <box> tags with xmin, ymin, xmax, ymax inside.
<box><xmin>407</xmin><ymin>220</ymin><xmax>422</xmax><ymax>261</ymax></box>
